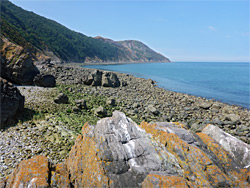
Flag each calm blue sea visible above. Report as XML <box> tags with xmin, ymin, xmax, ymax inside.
<box><xmin>83</xmin><ymin>62</ymin><xmax>250</xmax><ymax>109</ymax></box>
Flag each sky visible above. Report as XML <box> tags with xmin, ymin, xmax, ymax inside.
<box><xmin>10</xmin><ymin>0</ymin><xmax>250</xmax><ymax>62</ymax></box>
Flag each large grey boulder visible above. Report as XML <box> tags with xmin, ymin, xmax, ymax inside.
<box><xmin>202</xmin><ymin>124</ymin><xmax>250</xmax><ymax>169</ymax></box>
<box><xmin>102</xmin><ymin>71</ymin><xmax>120</xmax><ymax>87</ymax></box>
<box><xmin>0</xmin><ymin>78</ymin><xmax>24</xmax><ymax>129</ymax></box>
<box><xmin>94</xmin><ymin>111</ymin><xmax>182</xmax><ymax>187</ymax></box>
<box><xmin>82</xmin><ymin>70</ymin><xmax>102</xmax><ymax>86</ymax></box>
<box><xmin>82</xmin><ymin>70</ymin><xmax>121</xmax><ymax>88</ymax></box>
<box><xmin>33</xmin><ymin>74</ymin><xmax>56</xmax><ymax>87</ymax></box>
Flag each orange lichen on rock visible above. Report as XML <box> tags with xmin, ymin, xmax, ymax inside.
<box><xmin>197</xmin><ymin>132</ymin><xmax>250</xmax><ymax>188</ymax></box>
<box><xmin>65</xmin><ymin>122</ymin><xmax>112</xmax><ymax>187</ymax></box>
<box><xmin>51</xmin><ymin>163</ymin><xmax>71</xmax><ymax>188</ymax></box>
<box><xmin>139</xmin><ymin>122</ymin><xmax>235</xmax><ymax>187</ymax></box>
<box><xmin>5</xmin><ymin>156</ymin><xmax>50</xmax><ymax>188</ymax></box>
<box><xmin>142</xmin><ymin>174</ymin><xmax>188</xmax><ymax>188</ymax></box>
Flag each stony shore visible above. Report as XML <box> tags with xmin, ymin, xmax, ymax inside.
<box><xmin>0</xmin><ymin>63</ymin><xmax>249</xmax><ymax>178</ymax></box>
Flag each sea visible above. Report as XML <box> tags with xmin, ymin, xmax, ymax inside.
<box><xmin>83</xmin><ymin>62</ymin><xmax>250</xmax><ymax>109</ymax></box>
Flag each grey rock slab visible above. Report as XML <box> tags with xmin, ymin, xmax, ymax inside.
<box><xmin>94</xmin><ymin>111</ymin><xmax>182</xmax><ymax>186</ymax></box>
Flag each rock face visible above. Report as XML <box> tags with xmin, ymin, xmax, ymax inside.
<box><xmin>2</xmin><ymin>112</ymin><xmax>250</xmax><ymax>187</ymax></box>
<box><xmin>33</xmin><ymin>74</ymin><xmax>56</xmax><ymax>87</ymax></box>
<box><xmin>0</xmin><ymin>78</ymin><xmax>25</xmax><ymax>129</ymax></box>
<box><xmin>1</xmin><ymin>37</ymin><xmax>40</xmax><ymax>85</ymax></box>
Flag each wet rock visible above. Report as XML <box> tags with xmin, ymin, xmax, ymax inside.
<box><xmin>94</xmin><ymin>106</ymin><xmax>107</xmax><ymax>117</ymax></box>
<box><xmin>0</xmin><ymin>78</ymin><xmax>24</xmax><ymax>129</ymax></box>
<box><xmin>33</xmin><ymin>74</ymin><xmax>56</xmax><ymax>87</ymax></box>
<box><xmin>54</xmin><ymin>93</ymin><xmax>68</xmax><ymax>104</ymax></box>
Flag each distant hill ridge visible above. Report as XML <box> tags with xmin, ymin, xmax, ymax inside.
<box><xmin>0</xmin><ymin>0</ymin><xmax>170</xmax><ymax>63</ymax></box>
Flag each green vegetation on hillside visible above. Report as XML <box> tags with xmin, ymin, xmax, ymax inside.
<box><xmin>1</xmin><ymin>0</ymin><xmax>122</xmax><ymax>62</ymax></box>
<box><xmin>1</xmin><ymin>0</ymin><xmax>169</xmax><ymax>62</ymax></box>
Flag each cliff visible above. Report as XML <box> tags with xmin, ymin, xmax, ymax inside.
<box><xmin>1</xmin><ymin>111</ymin><xmax>249</xmax><ymax>187</ymax></box>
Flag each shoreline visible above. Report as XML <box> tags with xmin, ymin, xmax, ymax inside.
<box><xmin>1</xmin><ymin>62</ymin><xmax>249</xmax><ymax>177</ymax></box>
<box><xmin>64</xmin><ymin>61</ymin><xmax>172</xmax><ymax>67</ymax></box>
<box><xmin>68</xmin><ymin>62</ymin><xmax>250</xmax><ymax>110</ymax></box>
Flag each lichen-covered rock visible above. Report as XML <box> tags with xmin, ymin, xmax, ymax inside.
<box><xmin>65</xmin><ymin>123</ymin><xmax>112</xmax><ymax>187</ymax></box>
<box><xmin>0</xmin><ymin>78</ymin><xmax>24</xmax><ymax>129</ymax></box>
<box><xmin>1</xmin><ymin>37</ymin><xmax>40</xmax><ymax>85</ymax></box>
<box><xmin>5</xmin><ymin>156</ymin><xmax>51</xmax><ymax>188</ymax></box>
<box><xmin>139</xmin><ymin>121</ymin><xmax>250</xmax><ymax>187</ymax></box>
<box><xmin>142</xmin><ymin>173</ymin><xmax>188</xmax><ymax>188</ymax></box>
<box><xmin>2</xmin><ymin>112</ymin><xmax>250</xmax><ymax>187</ymax></box>
<box><xmin>202</xmin><ymin>124</ymin><xmax>250</xmax><ymax>169</ymax></box>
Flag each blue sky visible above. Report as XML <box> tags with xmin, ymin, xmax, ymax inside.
<box><xmin>10</xmin><ymin>0</ymin><xmax>250</xmax><ymax>62</ymax></box>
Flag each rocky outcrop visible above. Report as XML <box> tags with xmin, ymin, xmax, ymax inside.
<box><xmin>0</xmin><ymin>78</ymin><xmax>24</xmax><ymax>129</ymax></box>
<box><xmin>0</xmin><ymin>37</ymin><xmax>39</xmax><ymax>85</ymax></box>
<box><xmin>3</xmin><ymin>112</ymin><xmax>249</xmax><ymax>187</ymax></box>
<box><xmin>102</xmin><ymin>71</ymin><xmax>120</xmax><ymax>87</ymax></box>
<box><xmin>82</xmin><ymin>69</ymin><xmax>120</xmax><ymax>87</ymax></box>
<box><xmin>33</xmin><ymin>74</ymin><xmax>56</xmax><ymax>87</ymax></box>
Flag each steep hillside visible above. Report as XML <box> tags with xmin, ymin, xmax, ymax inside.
<box><xmin>95</xmin><ymin>36</ymin><xmax>170</xmax><ymax>62</ymax></box>
<box><xmin>1</xmin><ymin>0</ymin><xmax>170</xmax><ymax>63</ymax></box>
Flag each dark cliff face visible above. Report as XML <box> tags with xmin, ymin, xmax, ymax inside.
<box><xmin>2</xmin><ymin>111</ymin><xmax>249</xmax><ymax>187</ymax></box>
<box><xmin>1</xmin><ymin>0</ymin><xmax>170</xmax><ymax>63</ymax></box>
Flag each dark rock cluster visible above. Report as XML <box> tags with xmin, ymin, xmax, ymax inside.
<box><xmin>0</xmin><ymin>78</ymin><xmax>24</xmax><ymax>129</ymax></box>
